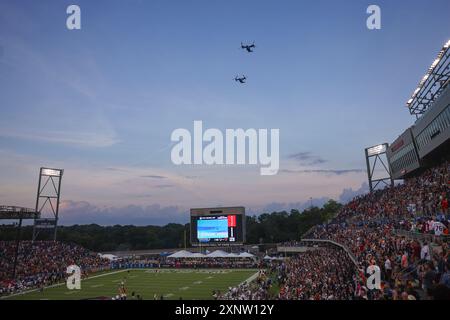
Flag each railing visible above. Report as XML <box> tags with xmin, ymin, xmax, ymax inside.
<box><xmin>393</xmin><ymin>229</ymin><xmax>449</xmax><ymax>243</ymax></box>
<box><xmin>0</xmin><ymin>206</ymin><xmax>39</xmax><ymax>219</ymax></box>
<box><xmin>300</xmin><ymin>239</ymin><xmax>359</xmax><ymax>267</ymax></box>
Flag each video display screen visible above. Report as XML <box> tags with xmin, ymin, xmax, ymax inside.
<box><xmin>190</xmin><ymin>207</ymin><xmax>245</xmax><ymax>245</ymax></box>
<box><xmin>197</xmin><ymin>216</ymin><xmax>229</xmax><ymax>239</ymax></box>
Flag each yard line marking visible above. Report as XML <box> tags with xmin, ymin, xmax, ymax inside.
<box><xmin>2</xmin><ymin>269</ymin><xmax>261</xmax><ymax>300</ymax></box>
<box><xmin>163</xmin><ymin>293</ymin><xmax>174</xmax><ymax>298</ymax></box>
<box><xmin>206</xmin><ymin>276</ymin><xmax>214</xmax><ymax>279</ymax></box>
<box><xmin>90</xmin><ymin>284</ymin><xmax>104</xmax><ymax>288</ymax></box>
<box><xmin>193</xmin><ymin>281</ymin><xmax>202</xmax><ymax>285</ymax></box>
<box><xmin>64</xmin><ymin>291</ymin><xmax>77</xmax><ymax>295</ymax></box>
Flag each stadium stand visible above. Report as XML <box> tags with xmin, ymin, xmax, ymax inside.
<box><xmin>305</xmin><ymin>162</ymin><xmax>449</xmax><ymax>299</ymax></box>
<box><xmin>1</xmin><ymin>161</ymin><xmax>448</xmax><ymax>299</ymax></box>
<box><xmin>111</xmin><ymin>256</ymin><xmax>259</xmax><ymax>269</ymax></box>
<box><xmin>276</xmin><ymin>246</ymin><xmax>357</xmax><ymax>300</ymax></box>
<box><xmin>221</xmin><ymin>159</ymin><xmax>449</xmax><ymax>300</ymax></box>
<box><xmin>217</xmin><ymin>269</ymin><xmax>272</xmax><ymax>300</ymax></box>
<box><xmin>0</xmin><ymin>241</ymin><xmax>110</xmax><ymax>295</ymax></box>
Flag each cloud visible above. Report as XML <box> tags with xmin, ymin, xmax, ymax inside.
<box><xmin>126</xmin><ymin>193</ymin><xmax>153</xmax><ymax>199</ymax></box>
<box><xmin>248</xmin><ymin>182</ymin><xmax>372</xmax><ymax>215</ymax></box>
<box><xmin>140</xmin><ymin>175</ymin><xmax>167</xmax><ymax>179</ymax></box>
<box><xmin>281</xmin><ymin>169</ymin><xmax>365</xmax><ymax>175</ymax></box>
<box><xmin>57</xmin><ymin>177</ymin><xmax>374</xmax><ymax>226</ymax></box>
<box><xmin>248</xmin><ymin>197</ymin><xmax>331</xmax><ymax>214</ymax></box>
<box><xmin>0</xmin><ymin>130</ymin><xmax>120</xmax><ymax>148</ymax></box>
<box><xmin>154</xmin><ymin>184</ymin><xmax>174</xmax><ymax>189</ymax></box>
<box><xmin>338</xmin><ymin>182</ymin><xmax>370</xmax><ymax>203</ymax></box>
<box><xmin>105</xmin><ymin>167</ymin><xmax>128</xmax><ymax>172</ymax></box>
<box><xmin>287</xmin><ymin>152</ymin><xmax>327</xmax><ymax>166</ymax></box>
<box><xmin>0</xmin><ymin>26</ymin><xmax>121</xmax><ymax>149</ymax></box>
<box><xmin>59</xmin><ymin>200</ymin><xmax>188</xmax><ymax>226</ymax></box>
<box><xmin>183</xmin><ymin>175</ymin><xmax>199</xmax><ymax>180</ymax></box>
<box><xmin>59</xmin><ymin>197</ymin><xmax>335</xmax><ymax>226</ymax></box>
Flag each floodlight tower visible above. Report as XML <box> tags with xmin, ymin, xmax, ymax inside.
<box><xmin>364</xmin><ymin>143</ymin><xmax>393</xmax><ymax>193</ymax></box>
<box><xmin>32</xmin><ymin>167</ymin><xmax>64</xmax><ymax>241</ymax></box>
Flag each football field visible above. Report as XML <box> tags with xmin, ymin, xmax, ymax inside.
<box><xmin>3</xmin><ymin>269</ymin><xmax>258</xmax><ymax>300</ymax></box>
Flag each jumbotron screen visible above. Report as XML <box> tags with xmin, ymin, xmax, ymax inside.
<box><xmin>190</xmin><ymin>207</ymin><xmax>245</xmax><ymax>246</ymax></box>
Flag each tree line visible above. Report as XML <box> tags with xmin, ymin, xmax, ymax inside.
<box><xmin>0</xmin><ymin>200</ymin><xmax>341</xmax><ymax>252</ymax></box>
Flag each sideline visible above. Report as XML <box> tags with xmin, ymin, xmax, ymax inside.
<box><xmin>239</xmin><ymin>270</ymin><xmax>260</xmax><ymax>286</ymax></box>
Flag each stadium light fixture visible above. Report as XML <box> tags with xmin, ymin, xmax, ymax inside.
<box><xmin>33</xmin><ymin>167</ymin><xmax>64</xmax><ymax>241</ymax></box>
<box><xmin>366</xmin><ymin>144</ymin><xmax>386</xmax><ymax>156</ymax></box>
<box><xmin>364</xmin><ymin>143</ymin><xmax>393</xmax><ymax>193</ymax></box>
<box><xmin>406</xmin><ymin>39</ymin><xmax>450</xmax><ymax>115</ymax></box>
<box><xmin>41</xmin><ymin>168</ymin><xmax>63</xmax><ymax>177</ymax></box>
<box><xmin>408</xmin><ymin>42</ymin><xmax>448</xmax><ymax>98</ymax></box>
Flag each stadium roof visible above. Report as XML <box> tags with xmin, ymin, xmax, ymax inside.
<box><xmin>206</xmin><ymin>250</ymin><xmax>229</xmax><ymax>258</ymax></box>
<box><xmin>226</xmin><ymin>252</ymin><xmax>239</xmax><ymax>258</ymax></box>
<box><xmin>238</xmin><ymin>252</ymin><xmax>255</xmax><ymax>258</ymax></box>
<box><xmin>406</xmin><ymin>39</ymin><xmax>450</xmax><ymax>116</ymax></box>
<box><xmin>0</xmin><ymin>205</ymin><xmax>39</xmax><ymax>220</ymax></box>
<box><xmin>167</xmin><ymin>250</ymin><xmax>193</xmax><ymax>258</ymax></box>
<box><xmin>167</xmin><ymin>250</ymin><xmax>255</xmax><ymax>259</ymax></box>
<box><xmin>99</xmin><ymin>254</ymin><xmax>119</xmax><ymax>261</ymax></box>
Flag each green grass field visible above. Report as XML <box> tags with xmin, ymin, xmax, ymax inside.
<box><xmin>3</xmin><ymin>269</ymin><xmax>258</xmax><ymax>300</ymax></box>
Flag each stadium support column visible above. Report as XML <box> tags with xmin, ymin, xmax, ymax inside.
<box><xmin>364</xmin><ymin>143</ymin><xmax>394</xmax><ymax>193</ymax></box>
<box><xmin>12</xmin><ymin>218</ymin><xmax>22</xmax><ymax>279</ymax></box>
<box><xmin>32</xmin><ymin>167</ymin><xmax>64</xmax><ymax>241</ymax></box>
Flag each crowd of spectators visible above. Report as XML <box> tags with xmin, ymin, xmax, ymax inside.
<box><xmin>1</xmin><ymin>160</ymin><xmax>448</xmax><ymax>300</ymax></box>
<box><xmin>165</xmin><ymin>258</ymin><xmax>258</xmax><ymax>269</ymax></box>
<box><xmin>277</xmin><ymin>247</ymin><xmax>356</xmax><ymax>300</ymax></box>
<box><xmin>0</xmin><ymin>241</ymin><xmax>110</xmax><ymax>295</ymax></box>
<box><xmin>306</xmin><ymin>160</ymin><xmax>450</xmax><ymax>299</ymax></box>
<box><xmin>223</xmin><ymin>159</ymin><xmax>449</xmax><ymax>300</ymax></box>
<box><xmin>393</xmin><ymin>217</ymin><xmax>448</xmax><ymax>236</ymax></box>
<box><xmin>111</xmin><ymin>256</ymin><xmax>259</xmax><ymax>270</ymax></box>
<box><xmin>333</xmin><ymin>160</ymin><xmax>449</xmax><ymax>225</ymax></box>
<box><xmin>218</xmin><ymin>269</ymin><xmax>272</xmax><ymax>300</ymax></box>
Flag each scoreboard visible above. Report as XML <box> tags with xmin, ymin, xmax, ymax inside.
<box><xmin>190</xmin><ymin>207</ymin><xmax>245</xmax><ymax>246</ymax></box>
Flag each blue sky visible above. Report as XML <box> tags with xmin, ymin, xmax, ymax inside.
<box><xmin>0</xmin><ymin>0</ymin><xmax>449</xmax><ymax>225</ymax></box>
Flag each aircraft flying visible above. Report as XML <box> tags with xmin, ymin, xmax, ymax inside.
<box><xmin>241</xmin><ymin>42</ymin><xmax>256</xmax><ymax>53</ymax></box>
<box><xmin>234</xmin><ymin>75</ymin><xmax>247</xmax><ymax>83</ymax></box>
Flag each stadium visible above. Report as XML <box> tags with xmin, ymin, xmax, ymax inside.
<box><xmin>0</xmin><ymin>1</ymin><xmax>449</xmax><ymax>306</ymax></box>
